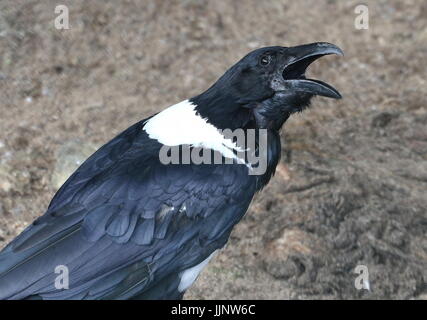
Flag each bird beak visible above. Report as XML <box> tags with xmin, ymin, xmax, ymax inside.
<box><xmin>274</xmin><ymin>42</ymin><xmax>344</xmax><ymax>99</ymax></box>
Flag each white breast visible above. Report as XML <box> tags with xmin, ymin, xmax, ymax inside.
<box><xmin>143</xmin><ymin>100</ymin><xmax>240</xmax><ymax>160</ymax></box>
<box><xmin>178</xmin><ymin>251</ymin><xmax>216</xmax><ymax>292</ymax></box>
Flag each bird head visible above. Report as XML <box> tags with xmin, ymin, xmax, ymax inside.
<box><xmin>193</xmin><ymin>42</ymin><xmax>343</xmax><ymax>130</ymax></box>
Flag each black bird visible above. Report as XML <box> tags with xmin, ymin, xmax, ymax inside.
<box><xmin>0</xmin><ymin>42</ymin><xmax>343</xmax><ymax>299</ymax></box>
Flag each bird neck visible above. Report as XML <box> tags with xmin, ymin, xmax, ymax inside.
<box><xmin>190</xmin><ymin>85</ymin><xmax>282</xmax><ymax>190</ymax></box>
<box><xmin>190</xmin><ymin>86</ymin><xmax>251</xmax><ymax>131</ymax></box>
<box><xmin>254</xmin><ymin>129</ymin><xmax>282</xmax><ymax>190</ymax></box>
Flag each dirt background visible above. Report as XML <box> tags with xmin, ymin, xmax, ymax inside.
<box><xmin>0</xmin><ymin>0</ymin><xmax>426</xmax><ymax>299</ymax></box>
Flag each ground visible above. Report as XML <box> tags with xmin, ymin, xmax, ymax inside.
<box><xmin>0</xmin><ymin>0</ymin><xmax>426</xmax><ymax>299</ymax></box>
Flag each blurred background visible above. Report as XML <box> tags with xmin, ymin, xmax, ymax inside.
<box><xmin>0</xmin><ymin>0</ymin><xmax>426</xmax><ymax>299</ymax></box>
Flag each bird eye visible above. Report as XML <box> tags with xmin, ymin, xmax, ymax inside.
<box><xmin>260</xmin><ymin>55</ymin><xmax>272</xmax><ymax>66</ymax></box>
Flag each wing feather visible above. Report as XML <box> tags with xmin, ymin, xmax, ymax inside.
<box><xmin>0</xmin><ymin>119</ymin><xmax>256</xmax><ymax>299</ymax></box>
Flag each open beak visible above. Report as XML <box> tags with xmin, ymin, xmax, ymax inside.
<box><xmin>279</xmin><ymin>42</ymin><xmax>343</xmax><ymax>99</ymax></box>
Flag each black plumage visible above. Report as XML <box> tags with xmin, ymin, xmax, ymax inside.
<box><xmin>0</xmin><ymin>42</ymin><xmax>342</xmax><ymax>299</ymax></box>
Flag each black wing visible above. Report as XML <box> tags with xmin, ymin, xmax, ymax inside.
<box><xmin>0</xmin><ymin>120</ymin><xmax>256</xmax><ymax>299</ymax></box>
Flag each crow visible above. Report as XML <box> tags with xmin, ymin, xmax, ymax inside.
<box><xmin>0</xmin><ymin>42</ymin><xmax>343</xmax><ymax>300</ymax></box>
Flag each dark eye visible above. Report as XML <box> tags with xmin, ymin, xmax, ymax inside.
<box><xmin>260</xmin><ymin>55</ymin><xmax>272</xmax><ymax>66</ymax></box>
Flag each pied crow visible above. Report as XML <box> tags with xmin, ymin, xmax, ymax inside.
<box><xmin>0</xmin><ymin>42</ymin><xmax>343</xmax><ymax>299</ymax></box>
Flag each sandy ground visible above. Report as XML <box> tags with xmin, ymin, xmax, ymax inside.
<box><xmin>0</xmin><ymin>0</ymin><xmax>426</xmax><ymax>299</ymax></box>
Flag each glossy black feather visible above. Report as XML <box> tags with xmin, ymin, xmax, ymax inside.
<box><xmin>0</xmin><ymin>43</ymin><xmax>342</xmax><ymax>299</ymax></box>
<box><xmin>0</xmin><ymin>119</ymin><xmax>264</xmax><ymax>299</ymax></box>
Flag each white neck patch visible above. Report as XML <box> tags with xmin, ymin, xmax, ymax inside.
<box><xmin>143</xmin><ymin>100</ymin><xmax>241</xmax><ymax>160</ymax></box>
